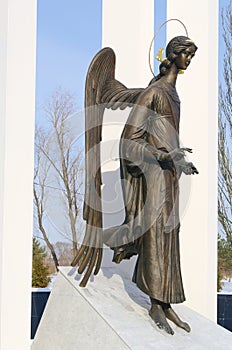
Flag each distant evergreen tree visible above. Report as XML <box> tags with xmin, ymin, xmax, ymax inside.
<box><xmin>32</xmin><ymin>237</ymin><xmax>51</xmax><ymax>288</ymax></box>
<box><xmin>218</xmin><ymin>238</ymin><xmax>232</xmax><ymax>275</ymax></box>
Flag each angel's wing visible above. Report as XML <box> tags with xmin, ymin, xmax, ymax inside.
<box><xmin>71</xmin><ymin>47</ymin><xmax>144</xmax><ymax>287</ymax></box>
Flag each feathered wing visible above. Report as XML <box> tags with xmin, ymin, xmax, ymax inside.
<box><xmin>71</xmin><ymin>47</ymin><xmax>144</xmax><ymax>287</ymax></box>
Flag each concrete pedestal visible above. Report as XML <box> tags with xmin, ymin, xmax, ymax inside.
<box><xmin>32</xmin><ymin>265</ymin><xmax>232</xmax><ymax>350</ymax></box>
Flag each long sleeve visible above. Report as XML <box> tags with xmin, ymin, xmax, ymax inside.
<box><xmin>120</xmin><ymin>99</ymin><xmax>158</xmax><ymax>176</ymax></box>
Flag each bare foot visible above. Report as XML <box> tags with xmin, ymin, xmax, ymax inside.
<box><xmin>163</xmin><ymin>305</ymin><xmax>191</xmax><ymax>333</ymax></box>
<box><xmin>149</xmin><ymin>303</ymin><xmax>174</xmax><ymax>335</ymax></box>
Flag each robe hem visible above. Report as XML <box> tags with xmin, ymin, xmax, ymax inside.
<box><xmin>134</xmin><ymin>281</ymin><xmax>186</xmax><ymax>304</ymax></box>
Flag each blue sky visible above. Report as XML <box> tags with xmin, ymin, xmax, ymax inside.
<box><xmin>35</xmin><ymin>0</ymin><xmax>102</xmax><ymax>242</ymax></box>
<box><xmin>35</xmin><ymin>0</ymin><xmax>102</xmax><ymax>116</ymax></box>
<box><xmin>154</xmin><ymin>0</ymin><xmax>167</xmax><ymax>73</ymax></box>
<box><xmin>35</xmin><ymin>0</ymin><xmax>168</xmax><ymax>122</ymax></box>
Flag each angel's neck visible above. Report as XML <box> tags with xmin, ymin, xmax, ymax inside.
<box><xmin>161</xmin><ymin>64</ymin><xmax>178</xmax><ymax>87</ymax></box>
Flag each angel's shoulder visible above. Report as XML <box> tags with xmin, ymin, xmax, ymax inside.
<box><xmin>136</xmin><ymin>83</ymin><xmax>165</xmax><ymax>107</ymax></box>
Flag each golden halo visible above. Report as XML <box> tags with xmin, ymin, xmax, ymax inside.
<box><xmin>149</xmin><ymin>19</ymin><xmax>189</xmax><ymax>77</ymax></box>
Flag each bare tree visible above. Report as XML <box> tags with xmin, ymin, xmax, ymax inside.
<box><xmin>34</xmin><ymin>90</ymin><xmax>84</xmax><ymax>263</ymax></box>
<box><xmin>218</xmin><ymin>2</ymin><xmax>232</xmax><ymax>282</ymax></box>
<box><xmin>34</xmin><ymin>127</ymin><xmax>59</xmax><ymax>271</ymax></box>
<box><xmin>54</xmin><ymin>241</ymin><xmax>73</xmax><ymax>266</ymax></box>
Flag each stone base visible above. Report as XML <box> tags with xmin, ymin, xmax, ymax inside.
<box><xmin>31</xmin><ymin>265</ymin><xmax>232</xmax><ymax>350</ymax></box>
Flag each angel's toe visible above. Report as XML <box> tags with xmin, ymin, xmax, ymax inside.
<box><xmin>182</xmin><ymin>322</ymin><xmax>191</xmax><ymax>333</ymax></box>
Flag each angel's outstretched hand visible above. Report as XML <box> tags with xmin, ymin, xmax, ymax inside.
<box><xmin>168</xmin><ymin>147</ymin><xmax>193</xmax><ymax>161</ymax></box>
<box><xmin>155</xmin><ymin>147</ymin><xmax>192</xmax><ymax>162</ymax></box>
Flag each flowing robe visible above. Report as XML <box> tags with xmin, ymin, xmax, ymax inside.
<box><xmin>118</xmin><ymin>80</ymin><xmax>185</xmax><ymax>304</ymax></box>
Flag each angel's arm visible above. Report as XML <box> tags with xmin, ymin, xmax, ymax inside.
<box><xmin>121</xmin><ymin>90</ymin><xmax>171</xmax><ymax>176</ymax></box>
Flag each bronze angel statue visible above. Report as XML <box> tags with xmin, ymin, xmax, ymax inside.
<box><xmin>71</xmin><ymin>35</ymin><xmax>198</xmax><ymax>335</ymax></box>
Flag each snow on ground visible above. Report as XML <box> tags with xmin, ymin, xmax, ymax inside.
<box><xmin>219</xmin><ymin>279</ymin><xmax>232</xmax><ymax>294</ymax></box>
<box><xmin>31</xmin><ymin>276</ymin><xmax>232</xmax><ymax>294</ymax></box>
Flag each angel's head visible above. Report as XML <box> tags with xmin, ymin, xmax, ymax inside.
<box><xmin>159</xmin><ymin>36</ymin><xmax>198</xmax><ymax>75</ymax></box>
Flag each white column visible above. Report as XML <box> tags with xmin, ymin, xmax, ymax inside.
<box><xmin>101</xmin><ymin>0</ymin><xmax>154</xmax><ymax>171</ymax></box>
<box><xmin>102</xmin><ymin>0</ymin><xmax>154</xmax><ymax>87</ymax></box>
<box><xmin>0</xmin><ymin>0</ymin><xmax>37</xmax><ymax>349</ymax></box>
<box><xmin>101</xmin><ymin>0</ymin><xmax>154</xmax><ymax>274</ymax></box>
<box><xmin>167</xmin><ymin>0</ymin><xmax>218</xmax><ymax>321</ymax></box>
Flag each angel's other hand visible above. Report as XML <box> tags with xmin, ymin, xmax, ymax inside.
<box><xmin>181</xmin><ymin>161</ymin><xmax>199</xmax><ymax>175</ymax></box>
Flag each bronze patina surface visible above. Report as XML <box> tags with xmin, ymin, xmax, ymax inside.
<box><xmin>71</xmin><ymin>36</ymin><xmax>198</xmax><ymax>334</ymax></box>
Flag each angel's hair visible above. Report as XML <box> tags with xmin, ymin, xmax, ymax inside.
<box><xmin>149</xmin><ymin>36</ymin><xmax>198</xmax><ymax>84</ymax></box>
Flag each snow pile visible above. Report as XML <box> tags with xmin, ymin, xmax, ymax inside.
<box><xmin>219</xmin><ymin>279</ymin><xmax>232</xmax><ymax>294</ymax></box>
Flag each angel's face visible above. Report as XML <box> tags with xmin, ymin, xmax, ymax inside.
<box><xmin>174</xmin><ymin>45</ymin><xmax>196</xmax><ymax>70</ymax></box>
